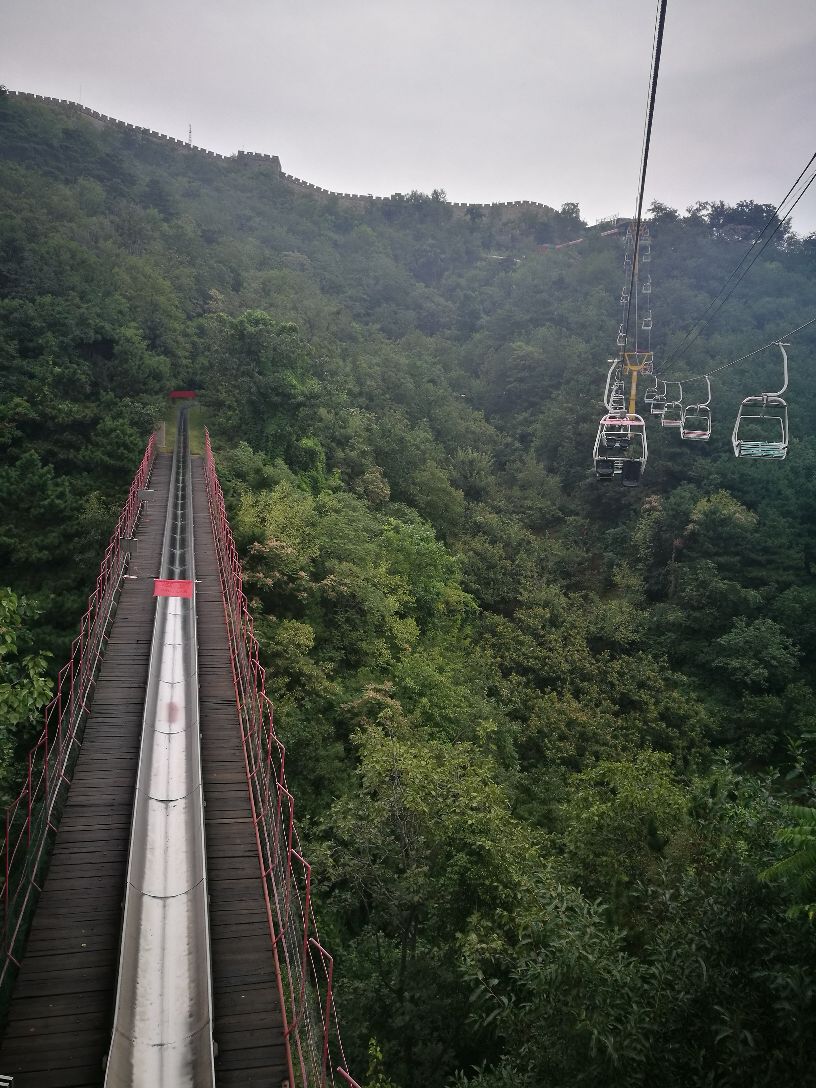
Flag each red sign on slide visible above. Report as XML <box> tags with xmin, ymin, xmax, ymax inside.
<box><xmin>153</xmin><ymin>579</ymin><xmax>194</xmax><ymax>598</ymax></box>
<box><xmin>169</xmin><ymin>390</ymin><xmax>197</xmax><ymax>399</ymax></box>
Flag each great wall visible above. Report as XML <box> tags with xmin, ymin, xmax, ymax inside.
<box><xmin>3</xmin><ymin>89</ymin><xmax>570</xmax><ymax>220</ymax></box>
<box><xmin>5</xmin><ymin>88</ymin><xmax>559</xmax><ymax>218</ymax></box>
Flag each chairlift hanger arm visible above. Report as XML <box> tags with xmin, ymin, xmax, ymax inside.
<box><xmin>772</xmin><ymin>341</ymin><xmax>789</xmax><ymax>398</ymax></box>
<box><xmin>603</xmin><ymin>358</ymin><xmax>622</xmax><ymax>410</ymax></box>
<box><xmin>681</xmin><ymin>375</ymin><xmax>711</xmax><ymax>410</ymax></box>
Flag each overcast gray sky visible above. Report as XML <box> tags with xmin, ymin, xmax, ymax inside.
<box><xmin>4</xmin><ymin>0</ymin><xmax>816</xmax><ymax>232</ymax></box>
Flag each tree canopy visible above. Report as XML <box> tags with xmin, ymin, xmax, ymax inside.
<box><xmin>2</xmin><ymin>94</ymin><xmax>816</xmax><ymax>1086</ymax></box>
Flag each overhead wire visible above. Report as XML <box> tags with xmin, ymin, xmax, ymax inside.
<box><xmin>628</xmin><ymin>4</ymin><xmax>661</xmax><ymax>355</ymax></box>
<box><xmin>621</xmin><ymin>0</ymin><xmax>669</xmax><ymax>347</ymax></box>
<box><xmin>665</xmin><ymin>150</ymin><xmax>816</xmax><ymax>359</ymax></box>
<box><xmin>657</xmin><ymin>151</ymin><xmax>816</xmax><ymax>377</ymax></box>
<box><xmin>665</xmin><ymin>314</ymin><xmax>816</xmax><ymax>384</ymax></box>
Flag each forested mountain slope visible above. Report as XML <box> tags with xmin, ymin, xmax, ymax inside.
<box><xmin>2</xmin><ymin>89</ymin><xmax>816</xmax><ymax>1087</ymax></box>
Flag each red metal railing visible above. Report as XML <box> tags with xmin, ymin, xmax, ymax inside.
<box><xmin>203</xmin><ymin>429</ymin><xmax>361</xmax><ymax>1088</ymax></box>
<box><xmin>0</xmin><ymin>432</ymin><xmax>157</xmax><ymax>1000</ymax></box>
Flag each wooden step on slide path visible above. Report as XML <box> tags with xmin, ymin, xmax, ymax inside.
<box><xmin>0</xmin><ymin>454</ymin><xmax>287</xmax><ymax>1087</ymax></box>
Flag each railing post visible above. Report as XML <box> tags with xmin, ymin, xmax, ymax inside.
<box><xmin>4</xmin><ymin>808</ymin><xmax>9</xmax><ymax>957</ymax></box>
<box><xmin>308</xmin><ymin>940</ymin><xmax>334</xmax><ymax>1088</ymax></box>
<box><xmin>43</xmin><ymin>715</ymin><xmax>49</xmax><ymax>818</ymax></box>
<box><xmin>26</xmin><ymin>755</ymin><xmax>32</xmax><ymax>850</ymax></box>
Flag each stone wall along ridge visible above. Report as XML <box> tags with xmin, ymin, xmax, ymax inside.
<box><xmin>6</xmin><ymin>89</ymin><xmax>555</xmax><ymax>215</ymax></box>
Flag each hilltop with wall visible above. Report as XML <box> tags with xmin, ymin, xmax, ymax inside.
<box><xmin>4</xmin><ymin>89</ymin><xmax>558</xmax><ymax>220</ymax></box>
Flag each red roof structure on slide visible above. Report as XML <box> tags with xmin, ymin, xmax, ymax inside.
<box><xmin>153</xmin><ymin>579</ymin><xmax>194</xmax><ymax>598</ymax></box>
<box><xmin>169</xmin><ymin>390</ymin><xmax>197</xmax><ymax>399</ymax></box>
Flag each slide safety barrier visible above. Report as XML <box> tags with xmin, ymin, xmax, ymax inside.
<box><xmin>0</xmin><ymin>433</ymin><xmax>157</xmax><ymax>1001</ymax></box>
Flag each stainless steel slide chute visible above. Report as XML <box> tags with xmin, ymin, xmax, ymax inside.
<box><xmin>105</xmin><ymin>410</ymin><xmax>215</xmax><ymax>1088</ymax></box>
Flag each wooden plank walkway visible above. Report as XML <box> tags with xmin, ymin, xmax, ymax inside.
<box><xmin>0</xmin><ymin>452</ymin><xmax>288</xmax><ymax>1087</ymax></box>
<box><xmin>192</xmin><ymin>457</ymin><xmax>289</xmax><ymax>1088</ymax></box>
<box><xmin>0</xmin><ymin>454</ymin><xmax>172</xmax><ymax>1088</ymax></box>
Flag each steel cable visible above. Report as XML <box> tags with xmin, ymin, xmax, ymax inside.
<box><xmin>621</xmin><ymin>0</ymin><xmax>669</xmax><ymax>347</ymax></box>
<box><xmin>658</xmin><ymin>154</ymin><xmax>816</xmax><ymax>377</ymax></box>
<box><xmin>663</xmin><ymin>314</ymin><xmax>816</xmax><ymax>384</ymax></box>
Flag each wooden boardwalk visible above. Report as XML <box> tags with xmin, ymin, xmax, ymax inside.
<box><xmin>0</xmin><ymin>455</ymin><xmax>172</xmax><ymax>1088</ymax></box>
<box><xmin>192</xmin><ymin>457</ymin><xmax>289</xmax><ymax>1087</ymax></box>
<box><xmin>0</xmin><ymin>453</ymin><xmax>288</xmax><ymax>1087</ymax></box>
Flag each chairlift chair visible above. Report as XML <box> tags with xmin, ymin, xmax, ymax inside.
<box><xmin>643</xmin><ymin>379</ymin><xmax>661</xmax><ymax>406</ymax></box>
<box><xmin>602</xmin><ymin>359</ymin><xmax>618</xmax><ymax>400</ymax></box>
<box><xmin>621</xmin><ymin>459</ymin><xmax>643</xmax><ymax>486</ymax></box>
<box><xmin>732</xmin><ymin>342</ymin><xmax>790</xmax><ymax>459</ymax></box>
<box><xmin>595</xmin><ymin>457</ymin><xmax>616</xmax><ymax>479</ymax></box>
<box><xmin>642</xmin><ymin>312</ymin><xmax>653</xmax><ymax>331</ymax></box>
<box><xmin>609</xmin><ymin>382</ymin><xmax>627</xmax><ymax>414</ymax></box>
<box><xmin>639</xmin><ymin>227</ymin><xmax>651</xmax><ymax>262</ymax></box>
<box><xmin>593</xmin><ymin>413</ymin><xmax>648</xmax><ymax>484</ymax></box>
<box><xmin>601</xmin><ymin>410</ymin><xmax>631</xmax><ymax>450</ymax></box>
<box><xmin>681</xmin><ymin>376</ymin><xmax>712</xmax><ymax>441</ymax></box>
<box><xmin>660</xmin><ymin>382</ymin><xmax>683</xmax><ymax>428</ymax></box>
<box><xmin>647</xmin><ymin>379</ymin><xmax>667</xmax><ymax>415</ymax></box>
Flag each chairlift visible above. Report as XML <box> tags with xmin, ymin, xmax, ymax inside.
<box><xmin>660</xmin><ymin>382</ymin><xmax>683</xmax><ymax>427</ymax></box>
<box><xmin>681</xmin><ymin>376</ymin><xmax>712</xmax><ymax>441</ymax></box>
<box><xmin>608</xmin><ymin>368</ymin><xmax>627</xmax><ymax>414</ymax></box>
<box><xmin>617</xmin><ymin>324</ymin><xmax>626</xmax><ymax>347</ymax></box>
<box><xmin>732</xmin><ymin>342</ymin><xmax>790</xmax><ymax>459</ymax></box>
<box><xmin>593</xmin><ymin>413</ymin><xmax>648</xmax><ymax>484</ymax></box>
<box><xmin>621</xmin><ymin>459</ymin><xmax>643</xmax><ymax>486</ymax></box>
<box><xmin>647</xmin><ymin>379</ymin><xmax>667</xmax><ymax>415</ymax></box>
<box><xmin>593</xmin><ymin>360</ymin><xmax>647</xmax><ymax>483</ymax></box>
<box><xmin>602</xmin><ymin>359</ymin><xmax>622</xmax><ymax>407</ymax></box>
<box><xmin>642</xmin><ymin>311</ymin><xmax>653</xmax><ymax>331</ymax></box>
<box><xmin>642</xmin><ymin>275</ymin><xmax>652</xmax><ymax>295</ymax></box>
<box><xmin>600</xmin><ymin>417</ymin><xmax>631</xmax><ymax>451</ymax></box>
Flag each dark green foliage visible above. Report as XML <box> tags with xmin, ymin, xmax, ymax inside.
<box><xmin>2</xmin><ymin>94</ymin><xmax>816</xmax><ymax>1085</ymax></box>
<box><xmin>762</xmin><ymin>804</ymin><xmax>816</xmax><ymax>920</ymax></box>
<box><xmin>0</xmin><ymin>589</ymin><xmax>52</xmax><ymax>802</ymax></box>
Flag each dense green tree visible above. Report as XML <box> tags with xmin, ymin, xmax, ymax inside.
<box><xmin>762</xmin><ymin>804</ymin><xmax>816</xmax><ymax>920</ymax></box>
<box><xmin>0</xmin><ymin>589</ymin><xmax>52</xmax><ymax>801</ymax></box>
<box><xmin>2</xmin><ymin>92</ymin><xmax>816</xmax><ymax>1087</ymax></box>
